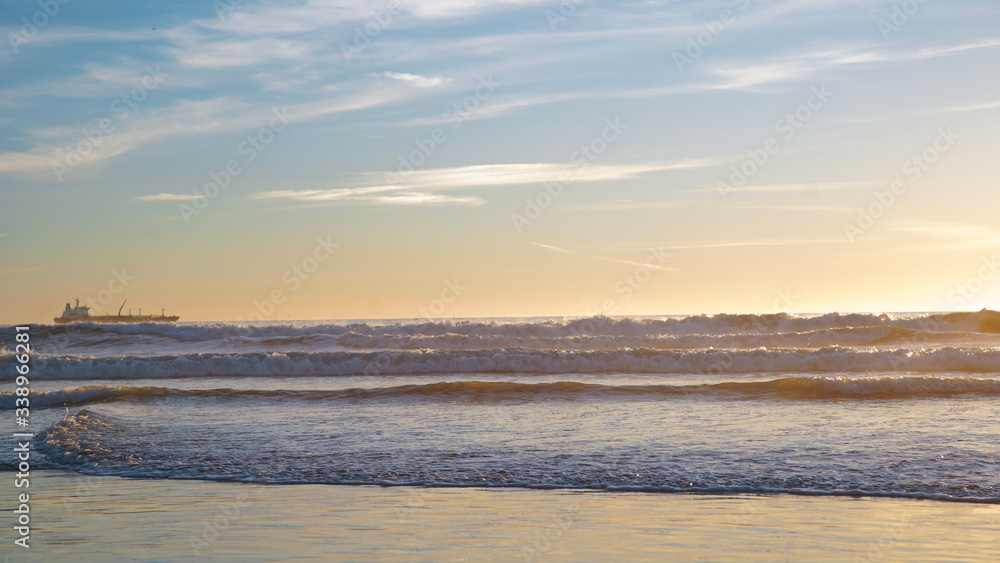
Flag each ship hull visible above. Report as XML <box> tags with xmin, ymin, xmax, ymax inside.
<box><xmin>53</xmin><ymin>315</ymin><xmax>180</xmax><ymax>324</ymax></box>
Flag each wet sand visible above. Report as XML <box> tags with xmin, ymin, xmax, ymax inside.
<box><xmin>4</xmin><ymin>471</ymin><xmax>998</xmax><ymax>561</ymax></box>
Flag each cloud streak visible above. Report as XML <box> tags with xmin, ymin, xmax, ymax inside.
<box><xmin>529</xmin><ymin>242</ymin><xmax>679</xmax><ymax>271</ymax></box>
<box><xmin>136</xmin><ymin>193</ymin><xmax>196</xmax><ymax>202</ymax></box>
<box><xmin>253</xmin><ymin>159</ymin><xmax>722</xmax><ymax>207</ymax></box>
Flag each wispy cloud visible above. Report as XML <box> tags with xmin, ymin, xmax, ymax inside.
<box><xmin>255</xmin><ymin>185</ymin><xmax>484</xmax><ymax>207</ymax></box>
<box><xmin>136</xmin><ymin>193</ymin><xmax>196</xmax><ymax>202</ymax></box>
<box><xmin>0</xmin><ymin>74</ymin><xmax>431</xmax><ymax>176</ymax></box>
<box><xmin>725</xmin><ymin>204</ymin><xmax>856</xmax><ymax>213</ymax></box>
<box><xmin>680</xmin><ymin>181</ymin><xmax>877</xmax><ymax>196</ymax></box>
<box><xmin>880</xmin><ymin>221</ymin><xmax>1000</xmax><ymax>252</ymax></box>
<box><xmin>192</xmin><ymin>0</ymin><xmax>556</xmax><ymax>36</ymax></box>
<box><xmin>0</xmin><ymin>97</ymin><xmax>250</xmax><ymax>175</ymax></box>
<box><xmin>657</xmin><ymin>238</ymin><xmax>842</xmax><ymax>251</ymax></box>
<box><xmin>167</xmin><ymin>34</ymin><xmax>315</xmax><ymax>69</ymax></box>
<box><xmin>254</xmin><ymin>160</ymin><xmax>720</xmax><ymax>207</ymax></box>
<box><xmin>364</xmin><ymin>161</ymin><xmax>704</xmax><ymax>188</ymax></box>
<box><xmin>529</xmin><ymin>242</ymin><xmax>679</xmax><ymax>271</ymax></box>
<box><xmin>698</xmin><ymin>38</ymin><xmax>1000</xmax><ymax>91</ymax></box>
<box><xmin>396</xmin><ymin>93</ymin><xmax>579</xmax><ymax>126</ymax></box>
<box><xmin>562</xmin><ymin>200</ymin><xmax>697</xmax><ymax>212</ymax></box>
<box><xmin>836</xmin><ymin>97</ymin><xmax>1000</xmax><ymax>124</ymax></box>
<box><xmin>889</xmin><ymin>221</ymin><xmax>1000</xmax><ymax>239</ymax></box>
<box><xmin>944</xmin><ymin>99</ymin><xmax>1000</xmax><ymax>113</ymax></box>
<box><xmin>396</xmin><ymin>84</ymin><xmax>703</xmax><ymax>126</ymax></box>
<box><xmin>0</xmin><ymin>26</ymin><xmax>153</xmax><ymax>51</ymax></box>
<box><xmin>379</xmin><ymin>71</ymin><xmax>450</xmax><ymax>88</ymax></box>
<box><xmin>849</xmin><ymin>221</ymin><xmax>1000</xmax><ymax>254</ymax></box>
<box><xmin>368</xmin><ymin>193</ymin><xmax>484</xmax><ymax>206</ymax></box>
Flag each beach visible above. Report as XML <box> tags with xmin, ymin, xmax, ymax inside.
<box><xmin>4</xmin><ymin>471</ymin><xmax>997</xmax><ymax>561</ymax></box>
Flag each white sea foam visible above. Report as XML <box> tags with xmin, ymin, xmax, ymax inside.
<box><xmin>7</xmin><ymin>310</ymin><xmax>996</xmax><ymax>358</ymax></box>
<box><xmin>8</xmin><ymin>346</ymin><xmax>997</xmax><ymax>380</ymax></box>
<box><xmin>7</xmin><ymin>376</ymin><xmax>1000</xmax><ymax>409</ymax></box>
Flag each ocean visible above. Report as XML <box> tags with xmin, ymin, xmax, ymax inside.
<box><xmin>3</xmin><ymin>311</ymin><xmax>1000</xmax><ymax>560</ymax></box>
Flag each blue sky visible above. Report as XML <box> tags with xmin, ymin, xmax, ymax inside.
<box><xmin>1</xmin><ymin>0</ymin><xmax>999</xmax><ymax>322</ymax></box>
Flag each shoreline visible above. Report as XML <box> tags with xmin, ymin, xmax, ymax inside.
<box><xmin>28</xmin><ymin>468</ymin><xmax>1000</xmax><ymax>506</ymax></box>
<box><xmin>7</xmin><ymin>470</ymin><xmax>999</xmax><ymax>561</ymax></box>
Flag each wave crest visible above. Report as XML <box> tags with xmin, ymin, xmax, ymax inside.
<box><xmin>8</xmin><ymin>346</ymin><xmax>998</xmax><ymax>380</ymax></box>
<box><xmin>9</xmin><ymin>376</ymin><xmax>1000</xmax><ymax>409</ymax></box>
<box><xmin>5</xmin><ymin>310</ymin><xmax>998</xmax><ymax>357</ymax></box>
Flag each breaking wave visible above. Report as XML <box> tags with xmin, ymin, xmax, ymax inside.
<box><xmin>29</xmin><ymin>408</ymin><xmax>1000</xmax><ymax>503</ymax></box>
<box><xmin>4</xmin><ymin>310</ymin><xmax>998</xmax><ymax>356</ymax></box>
<box><xmin>7</xmin><ymin>376</ymin><xmax>1000</xmax><ymax>409</ymax></box>
<box><xmin>8</xmin><ymin>346</ymin><xmax>999</xmax><ymax>380</ymax></box>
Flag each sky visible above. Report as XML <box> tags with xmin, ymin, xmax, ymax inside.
<box><xmin>1</xmin><ymin>0</ymin><xmax>999</xmax><ymax>323</ymax></box>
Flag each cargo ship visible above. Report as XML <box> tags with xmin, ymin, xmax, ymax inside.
<box><xmin>54</xmin><ymin>299</ymin><xmax>179</xmax><ymax>324</ymax></box>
